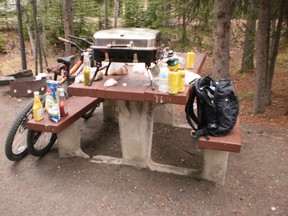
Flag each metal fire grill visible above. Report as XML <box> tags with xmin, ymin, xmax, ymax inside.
<box><xmin>90</xmin><ymin>28</ymin><xmax>163</xmax><ymax>89</ymax></box>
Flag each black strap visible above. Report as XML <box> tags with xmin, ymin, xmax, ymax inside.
<box><xmin>195</xmin><ymin>77</ymin><xmax>216</xmax><ymax>109</ymax></box>
<box><xmin>191</xmin><ymin>128</ymin><xmax>210</xmax><ymax>145</ymax></box>
<box><xmin>185</xmin><ymin>85</ymin><xmax>198</xmax><ymax>130</ymax></box>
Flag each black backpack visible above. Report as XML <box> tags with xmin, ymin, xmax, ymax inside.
<box><xmin>185</xmin><ymin>76</ymin><xmax>239</xmax><ymax>143</ymax></box>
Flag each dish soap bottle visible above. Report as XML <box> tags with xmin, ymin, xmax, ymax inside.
<box><xmin>33</xmin><ymin>91</ymin><xmax>44</xmax><ymax>121</ymax></box>
<box><xmin>83</xmin><ymin>52</ymin><xmax>91</xmax><ymax>86</ymax></box>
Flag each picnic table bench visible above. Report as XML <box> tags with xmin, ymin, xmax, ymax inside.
<box><xmin>27</xmin><ymin>53</ymin><xmax>241</xmax><ymax>185</ymax></box>
<box><xmin>27</xmin><ymin>96</ymin><xmax>103</xmax><ymax>158</ymax></box>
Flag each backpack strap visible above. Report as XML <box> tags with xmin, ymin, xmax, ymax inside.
<box><xmin>191</xmin><ymin>129</ymin><xmax>209</xmax><ymax>145</ymax></box>
<box><xmin>185</xmin><ymin>84</ymin><xmax>198</xmax><ymax>131</ymax></box>
<box><xmin>195</xmin><ymin>77</ymin><xmax>216</xmax><ymax>109</ymax></box>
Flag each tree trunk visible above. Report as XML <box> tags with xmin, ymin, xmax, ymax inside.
<box><xmin>212</xmin><ymin>0</ymin><xmax>232</xmax><ymax>81</ymax></box>
<box><xmin>16</xmin><ymin>0</ymin><xmax>27</xmax><ymax>70</ymax></box>
<box><xmin>63</xmin><ymin>0</ymin><xmax>74</xmax><ymax>56</ymax></box>
<box><xmin>105</xmin><ymin>0</ymin><xmax>108</xmax><ymax>29</ymax></box>
<box><xmin>181</xmin><ymin>8</ymin><xmax>187</xmax><ymax>44</ymax></box>
<box><xmin>265</xmin><ymin>0</ymin><xmax>285</xmax><ymax>105</ymax></box>
<box><xmin>114</xmin><ymin>0</ymin><xmax>117</xmax><ymax>28</ymax></box>
<box><xmin>23</xmin><ymin>7</ymin><xmax>36</xmax><ymax>59</ymax></box>
<box><xmin>40</xmin><ymin>0</ymin><xmax>48</xmax><ymax>67</ymax></box>
<box><xmin>253</xmin><ymin>0</ymin><xmax>271</xmax><ymax>114</ymax></box>
<box><xmin>31</xmin><ymin>0</ymin><xmax>42</xmax><ymax>75</ymax></box>
<box><xmin>240</xmin><ymin>0</ymin><xmax>256</xmax><ymax>73</ymax></box>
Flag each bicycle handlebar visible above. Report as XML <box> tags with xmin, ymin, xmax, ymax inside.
<box><xmin>58</xmin><ymin>37</ymin><xmax>70</xmax><ymax>43</ymax></box>
<box><xmin>67</xmin><ymin>35</ymin><xmax>93</xmax><ymax>46</ymax></box>
<box><xmin>58</xmin><ymin>37</ymin><xmax>84</xmax><ymax>53</ymax></box>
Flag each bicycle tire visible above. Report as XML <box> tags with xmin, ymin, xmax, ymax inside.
<box><xmin>81</xmin><ymin>107</ymin><xmax>96</xmax><ymax>120</ymax></box>
<box><xmin>27</xmin><ymin>129</ymin><xmax>57</xmax><ymax>156</ymax></box>
<box><xmin>5</xmin><ymin>100</ymin><xmax>34</xmax><ymax>161</ymax></box>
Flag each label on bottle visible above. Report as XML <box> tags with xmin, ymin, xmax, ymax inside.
<box><xmin>158</xmin><ymin>68</ymin><xmax>168</xmax><ymax>93</ymax></box>
<box><xmin>178</xmin><ymin>70</ymin><xmax>185</xmax><ymax>93</ymax></box>
<box><xmin>33</xmin><ymin>107</ymin><xmax>44</xmax><ymax>121</ymax></box>
<box><xmin>59</xmin><ymin>101</ymin><xmax>68</xmax><ymax>117</ymax></box>
<box><xmin>168</xmin><ymin>71</ymin><xmax>178</xmax><ymax>94</ymax></box>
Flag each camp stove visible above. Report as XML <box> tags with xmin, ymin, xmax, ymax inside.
<box><xmin>90</xmin><ymin>28</ymin><xmax>164</xmax><ymax>89</ymax></box>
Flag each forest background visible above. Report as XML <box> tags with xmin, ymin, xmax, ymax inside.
<box><xmin>0</xmin><ymin>0</ymin><xmax>287</xmax><ymax>120</ymax></box>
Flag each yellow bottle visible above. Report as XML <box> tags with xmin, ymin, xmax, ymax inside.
<box><xmin>186</xmin><ymin>52</ymin><xmax>195</xmax><ymax>69</ymax></box>
<box><xmin>83</xmin><ymin>66</ymin><xmax>90</xmax><ymax>86</ymax></box>
<box><xmin>83</xmin><ymin>52</ymin><xmax>90</xmax><ymax>86</ymax></box>
<box><xmin>33</xmin><ymin>91</ymin><xmax>44</xmax><ymax>121</ymax></box>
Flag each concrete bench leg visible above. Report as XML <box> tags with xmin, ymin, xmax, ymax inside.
<box><xmin>117</xmin><ymin>100</ymin><xmax>154</xmax><ymax>168</ymax></box>
<box><xmin>201</xmin><ymin>149</ymin><xmax>229</xmax><ymax>185</ymax></box>
<box><xmin>57</xmin><ymin>119</ymin><xmax>90</xmax><ymax>159</ymax></box>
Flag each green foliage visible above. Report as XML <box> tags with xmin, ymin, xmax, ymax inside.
<box><xmin>142</xmin><ymin>0</ymin><xmax>170</xmax><ymax>29</ymax></box>
<box><xmin>140</xmin><ymin>0</ymin><xmax>214</xmax><ymax>52</ymax></box>
<box><xmin>43</xmin><ymin>0</ymin><xmax>64</xmax><ymax>45</ymax></box>
<box><xmin>73</xmin><ymin>0</ymin><xmax>101</xmax><ymax>39</ymax></box>
<box><xmin>122</xmin><ymin>0</ymin><xmax>144</xmax><ymax>27</ymax></box>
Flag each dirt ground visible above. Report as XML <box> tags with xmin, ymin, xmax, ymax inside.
<box><xmin>0</xmin><ymin>31</ymin><xmax>288</xmax><ymax>215</ymax></box>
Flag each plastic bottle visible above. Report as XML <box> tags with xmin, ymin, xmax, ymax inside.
<box><xmin>83</xmin><ymin>52</ymin><xmax>90</xmax><ymax>86</ymax></box>
<box><xmin>32</xmin><ymin>91</ymin><xmax>44</xmax><ymax>121</ymax></box>
<box><xmin>158</xmin><ymin>67</ymin><xmax>169</xmax><ymax>93</ymax></box>
<box><xmin>186</xmin><ymin>51</ymin><xmax>195</xmax><ymax>69</ymax></box>
<box><xmin>57</xmin><ymin>88</ymin><xmax>68</xmax><ymax>117</ymax></box>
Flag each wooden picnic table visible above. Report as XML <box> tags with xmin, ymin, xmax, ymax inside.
<box><xmin>28</xmin><ymin>52</ymin><xmax>241</xmax><ymax>185</ymax></box>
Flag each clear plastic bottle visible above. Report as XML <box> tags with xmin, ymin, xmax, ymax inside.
<box><xmin>57</xmin><ymin>88</ymin><xmax>68</xmax><ymax>117</ymax></box>
<box><xmin>158</xmin><ymin>67</ymin><xmax>169</xmax><ymax>93</ymax></box>
<box><xmin>32</xmin><ymin>91</ymin><xmax>44</xmax><ymax>121</ymax></box>
<box><xmin>83</xmin><ymin>52</ymin><xmax>91</xmax><ymax>86</ymax></box>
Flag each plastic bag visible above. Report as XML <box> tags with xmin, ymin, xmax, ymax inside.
<box><xmin>45</xmin><ymin>80</ymin><xmax>61</xmax><ymax>122</ymax></box>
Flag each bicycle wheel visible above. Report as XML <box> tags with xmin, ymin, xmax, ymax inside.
<box><xmin>27</xmin><ymin>129</ymin><xmax>57</xmax><ymax>156</ymax></box>
<box><xmin>5</xmin><ymin>100</ymin><xmax>33</xmax><ymax>161</ymax></box>
<box><xmin>81</xmin><ymin>107</ymin><xmax>96</xmax><ymax>120</ymax></box>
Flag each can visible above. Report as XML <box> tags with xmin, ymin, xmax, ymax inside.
<box><xmin>178</xmin><ymin>69</ymin><xmax>185</xmax><ymax>93</ymax></box>
<box><xmin>168</xmin><ymin>70</ymin><xmax>178</xmax><ymax>94</ymax></box>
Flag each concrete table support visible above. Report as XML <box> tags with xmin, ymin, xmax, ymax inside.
<box><xmin>117</xmin><ymin>100</ymin><xmax>154</xmax><ymax>167</ymax></box>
